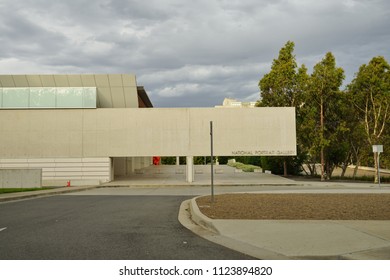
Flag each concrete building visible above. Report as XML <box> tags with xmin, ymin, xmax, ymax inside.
<box><xmin>0</xmin><ymin>74</ymin><xmax>153</xmax><ymax>186</ymax></box>
<box><xmin>0</xmin><ymin>74</ymin><xmax>296</xmax><ymax>186</ymax></box>
<box><xmin>215</xmin><ymin>98</ymin><xmax>257</xmax><ymax>108</ymax></box>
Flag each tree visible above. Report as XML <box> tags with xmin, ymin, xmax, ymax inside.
<box><xmin>258</xmin><ymin>41</ymin><xmax>308</xmax><ymax>176</ymax></box>
<box><xmin>259</xmin><ymin>41</ymin><xmax>302</xmax><ymax>107</ymax></box>
<box><xmin>337</xmin><ymin>90</ymin><xmax>366</xmax><ymax>178</ymax></box>
<box><xmin>308</xmin><ymin>52</ymin><xmax>345</xmax><ymax>180</ymax></box>
<box><xmin>348</xmin><ymin>56</ymin><xmax>390</xmax><ymax>182</ymax></box>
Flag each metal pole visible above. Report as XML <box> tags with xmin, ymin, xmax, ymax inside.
<box><xmin>210</xmin><ymin>121</ymin><xmax>214</xmax><ymax>203</ymax></box>
<box><xmin>378</xmin><ymin>152</ymin><xmax>381</xmax><ymax>188</ymax></box>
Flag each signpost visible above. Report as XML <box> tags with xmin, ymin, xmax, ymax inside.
<box><xmin>372</xmin><ymin>145</ymin><xmax>383</xmax><ymax>187</ymax></box>
<box><xmin>210</xmin><ymin>121</ymin><xmax>214</xmax><ymax>203</ymax></box>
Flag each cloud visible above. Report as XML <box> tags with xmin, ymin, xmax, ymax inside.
<box><xmin>0</xmin><ymin>0</ymin><xmax>389</xmax><ymax>107</ymax></box>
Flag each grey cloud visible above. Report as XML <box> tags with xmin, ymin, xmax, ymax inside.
<box><xmin>103</xmin><ymin>0</ymin><xmax>175</xmax><ymax>23</ymax></box>
<box><xmin>0</xmin><ymin>12</ymin><xmax>68</xmax><ymax>59</ymax></box>
<box><xmin>0</xmin><ymin>0</ymin><xmax>389</xmax><ymax>107</ymax></box>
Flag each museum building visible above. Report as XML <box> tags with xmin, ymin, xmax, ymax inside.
<box><xmin>0</xmin><ymin>74</ymin><xmax>296</xmax><ymax>186</ymax></box>
<box><xmin>0</xmin><ymin>74</ymin><xmax>153</xmax><ymax>186</ymax></box>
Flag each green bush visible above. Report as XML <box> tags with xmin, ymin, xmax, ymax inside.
<box><xmin>227</xmin><ymin>161</ymin><xmax>261</xmax><ymax>172</ymax></box>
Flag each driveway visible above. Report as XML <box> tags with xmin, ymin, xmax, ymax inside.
<box><xmin>0</xmin><ymin>195</ymin><xmax>253</xmax><ymax>260</ymax></box>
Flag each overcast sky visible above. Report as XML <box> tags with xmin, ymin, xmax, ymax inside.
<box><xmin>0</xmin><ymin>0</ymin><xmax>389</xmax><ymax>107</ymax></box>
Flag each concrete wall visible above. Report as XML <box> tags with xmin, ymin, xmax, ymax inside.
<box><xmin>114</xmin><ymin>157</ymin><xmax>152</xmax><ymax>176</ymax></box>
<box><xmin>0</xmin><ymin>169</ymin><xmax>41</xmax><ymax>188</ymax></box>
<box><xmin>0</xmin><ymin>107</ymin><xmax>296</xmax><ymax>158</ymax></box>
<box><xmin>0</xmin><ymin>158</ymin><xmax>111</xmax><ymax>186</ymax></box>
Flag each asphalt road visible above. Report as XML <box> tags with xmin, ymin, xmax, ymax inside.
<box><xmin>0</xmin><ymin>195</ymin><xmax>254</xmax><ymax>260</ymax></box>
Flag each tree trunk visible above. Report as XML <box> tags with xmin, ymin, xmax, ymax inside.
<box><xmin>283</xmin><ymin>160</ymin><xmax>288</xmax><ymax>177</ymax></box>
<box><xmin>320</xmin><ymin>98</ymin><xmax>325</xmax><ymax>181</ymax></box>
<box><xmin>351</xmin><ymin>143</ymin><xmax>360</xmax><ymax>179</ymax></box>
<box><xmin>374</xmin><ymin>152</ymin><xmax>379</xmax><ymax>183</ymax></box>
<box><xmin>301</xmin><ymin>164</ymin><xmax>309</xmax><ymax>176</ymax></box>
<box><xmin>340</xmin><ymin>152</ymin><xmax>352</xmax><ymax>178</ymax></box>
<box><xmin>307</xmin><ymin>163</ymin><xmax>314</xmax><ymax>176</ymax></box>
<box><xmin>340</xmin><ymin>164</ymin><xmax>347</xmax><ymax>177</ymax></box>
<box><xmin>353</xmin><ymin>160</ymin><xmax>359</xmax><ymax>179</ymax></box>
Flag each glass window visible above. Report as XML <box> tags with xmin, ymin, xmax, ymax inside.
<box><xmin>30</xmin><ymin>88</ymin><xmax>56</xmax><ymax>108</ymax></box>
<box><xmin>2</xmin><ymin>88</ymin><xmax>29</xmax><ymax>108</ymax></box>
<box><xmin>0</xmin><ymin>87</ymin><xmax>96</xmax><ymax>109</ymax></box>
<box><xmin>82</xmin><ymin>88</ymin><xmax>97</xmax><ymax>108</ymax></box>
<box><xmin>56</xmin><ymin>87</ymin><xmax>83</xmax><ymax>108</ymax></box>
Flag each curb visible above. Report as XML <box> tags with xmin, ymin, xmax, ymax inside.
<box><xmin>189</xmin><ymin>197</ymin><xmax>220</xmax><ymax>234</ymax></box>
<box><xmin>186</xmin><ymin>195</ymin><xmax>290</xmax><ymax>260</ymax></box>
<box><xmin>101</xmin><ymin>183</ymin><xmax>305</xmax><ymax>188</ymax></box>
<box><xmin>0</xmin><ymin>185</ymin><xmax>99</xmax><ymax>203</ymax></box>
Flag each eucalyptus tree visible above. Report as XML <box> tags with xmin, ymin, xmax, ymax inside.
<box><xmin>258</xmin><ymin>41</ymin><xmax>308</xmax><ymax>175</ymax></box>
<box><xmin>308</xmin><ymin>52</ymin><xmax>345</xmax><ymax>180</ymax></box>
<box><xmin>348</xmin><ymin>56</ymin><xmax>390</xmax><ymax>182</ymax></box>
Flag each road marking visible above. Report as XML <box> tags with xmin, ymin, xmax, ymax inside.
<box><xmin>0</xmin><ymin>227</ymin><xmax>7</xmax><ymax>232</ymax></box>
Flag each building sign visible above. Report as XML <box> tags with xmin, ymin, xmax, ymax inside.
<box><xmin>231</xmin><ymin>150</ymin><xmax>296</xmax><ymax>156</ymax></box>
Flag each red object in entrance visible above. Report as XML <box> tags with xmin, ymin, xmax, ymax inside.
<box><xmin>153</xmin><ymin>157</ymin><xmax>161</xmax><ymax>165</ymax></box>
<box><xmin>67</xmin><ymin>180</ymin><xmax>71</xmax><ymax>187</ymax></box>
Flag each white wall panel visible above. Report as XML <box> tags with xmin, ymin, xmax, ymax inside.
<box><xmin>0</xmin><ymin>108</ymin><xmax>296</xmax><ymax>157</ymax></box>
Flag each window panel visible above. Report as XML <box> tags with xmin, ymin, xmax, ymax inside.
<box><xmin>0</xmin><ymin>87</ymin><xmax>96</xmax><ymax>109</ymax></box>
<box><xmin>2</xmin><ymin>88</ymin><xmax>29</xmax><ymax>108</ymax></box>
<box><xmin>57</xmin><ymin>88</ymin><xmax>83</xmax><ymax>108</ymax></box>
<box><xmin>82</xmin><ymin>88</ymin><xmax>97</xmax><ymax>108</ymax></box>
<box><xmin>30</xmin><ymin>88</ymin><xmax>56</xmax><ymax>108</ymax></box>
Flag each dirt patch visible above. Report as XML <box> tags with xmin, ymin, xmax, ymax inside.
<box><xmin>196</xmin><ymin>193</ymin><xmax>390</xmax><ymax>220</ymax></box>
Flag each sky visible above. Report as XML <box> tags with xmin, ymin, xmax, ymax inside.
<box><xmin>0</xmin><ymin>0</ymin><xmax>389</xmax><ymax>107</ymax></box>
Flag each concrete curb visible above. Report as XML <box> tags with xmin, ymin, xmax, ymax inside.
<box><xmin>101</xmin><ymin>183</ymin><xmax>305</xmax><ymax>188</ymax></box>
<box><xmin>0</xmin><ymin>185</ymin><xmax>99</xmax><ymax>203</ymax></box>
<box><xmin>189</xmin><ymin>197</ymin><xmax>220</xmax><ymax>234</ymax></box>
<box><xmin>186</xmin><ymin>195</ymin><xmax>290</xmax><ymax>260</ymax></box>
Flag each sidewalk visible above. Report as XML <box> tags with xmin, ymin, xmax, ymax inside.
<box><xmin>104</xmin><ymin>165</ymin><xmax>297</xmax><ymax>187</ymax></box>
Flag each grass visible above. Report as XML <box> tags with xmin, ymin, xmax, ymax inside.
<box><xmin>0</xmin><ymin>188</ymin><xmax>52</xmax><ymax>194</ymax></box>
<box><xmin>331</xmin><ymin>175</ymin><xmax>390</xmax><ymax>183</ymax></box>
<box><xmin>297</xmin><ymin>174</ymin><xmax>390</xmax><ymax>183</ymax></box>
<box><xmin>227</xmin><ymin>161</ymin><xmax>261</xmax><ymax>172</ymax></box>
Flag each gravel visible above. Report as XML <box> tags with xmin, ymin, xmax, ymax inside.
<box><xmin>196</xmin><ymin>193</ymin><xmax>390</xmax><ymax>220</ymax></box>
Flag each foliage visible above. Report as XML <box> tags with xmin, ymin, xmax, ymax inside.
<box><xmin>259</xmin><ymin>41</ymin><xmax>302</xmax><ymax>107</ymax></box>
<box><xmin>306</xmin><ymin>52</ymin><xmax>345</xmax><ymax>179</ymax></box>
<box><xmin>161</xmin><ymin>157</ymin><xmax>186</xmax><ymax>165</ymax></box>
<box><xmin>258</xmin><ymin>41</ymin><xmax>309</xmax><ymax>175</ymax></box>
<box><xmin>232</xmin><ymin>156</ymin><xmax>261</xmax><ymax>166</ymax></box>
<box><xmin>256</xmin><ymin>42</ymin><xmax>390</xmax><ymax>180</ymax></box>
<box><xmin>348</xmin><ymin>56</ymin><xmax>390</xmax><ymax>182</ymax></box>
<box><xmin>227</xmin><ymin>161</ymin><xmax>261</xmax><ymax>172</ymax></box>
<box><xmin>260</xmin><ymin>154</ymin><xmax>304</xmax><ymax>175</ymax></box>
<box><xmin>348</xmin><ymin>56</ymin><xmax>390</xmax><ymax>145</ymax></box>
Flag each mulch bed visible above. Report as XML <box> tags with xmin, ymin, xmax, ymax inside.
<box><xmin>196</xmin><ymin>193</ymin><xmax>390</xmax><ymax>220</ymax></box>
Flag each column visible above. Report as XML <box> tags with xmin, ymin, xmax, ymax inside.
<box><xmin>176</xmin><ymin>156</ymin><xmax>180</xmax><ymax>166</ymax></box>
<box><xmin>127</xmin><ymin>157</ymin><xmax>135</xmax><ymax>174</ymax></box>
<box><xmin>186</xmin><ymin>156</ymin><xmax>194</xmax><ymax>183</ymax></box>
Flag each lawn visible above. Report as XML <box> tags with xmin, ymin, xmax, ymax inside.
<box><xmin>0</xmin><ymin>188</ymin><xmax>52</xmax><ymax>194</ymax></box>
